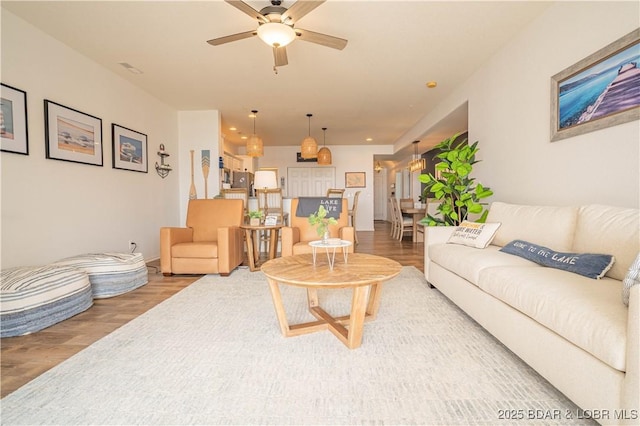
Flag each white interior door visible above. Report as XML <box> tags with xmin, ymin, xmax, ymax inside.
<box><xmin>287</xmin><ymin>167</ymin><xmax>335</xmax><ymax>198</ymax></box>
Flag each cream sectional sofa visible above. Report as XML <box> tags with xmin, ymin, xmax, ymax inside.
<box><xmin>424</xmin><ymin>202</ymin><xmax>639</xmax><ymax>424</ymax></box>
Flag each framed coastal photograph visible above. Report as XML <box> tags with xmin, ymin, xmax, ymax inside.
<box><xmin>551</xmin><ymin>28</ymin><xmax>640</xmax><ymax>141</ymax></box>
<box><xmin>345</xmin><ymin>171</ymin><xmax>366</xmax><ymax>188</ymax></box>
<box><xmin>44</xmin><ymin>100</ymin><xmax>103</xmax><ymax>166</ymax></box>
<box><xmin>112</xmin><ymin>123</ymin><xmax>148</xmax><ymax>173</ymax></box>
<box><xmin>1</xmin><ymin>83</ymin><xmax>29</xmax><ymax>155</ymax></box>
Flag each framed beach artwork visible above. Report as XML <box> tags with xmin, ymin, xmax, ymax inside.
<box><xmin>550</xmin><ymin>29</ymin><xmax>640</xmax><ymax>141</ymax></box>
<box><xmin>345</xmin><ymin>171</ymin><xmax>366</xmax><ymax>188</ymax></box>
<box><xmin>45</xmin><ymin>100</ymin><xmax>103</xmax><ymax>166</ymax></box>
<box><xmin>1</xmin><ymin>83</ymin><xmax>29</xmax><ymax>155</ymax></box>
<box><xmin>112</xmin><ymin>123</ymin><xmax>148</xmax><ymax>173</ymax></box>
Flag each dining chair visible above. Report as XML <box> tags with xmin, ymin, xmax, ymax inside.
<box><xmin>326</xmin><ymin>188</ymin><xmax>345</xmax><ymax>198</ymax></box>
<box><xmin>221</xmin><ymin>188</ymin><xmax>249</xmax><ymax>217</ymax></box>
<box><xmin>348</xmin><ymin>191</ymin><xmax>361</xmax><ymax>244</ymax></box>
<box><xmin>394</xmin><ymin>198</ymin><xmax>414</xmax><ymax>241</ymax></box>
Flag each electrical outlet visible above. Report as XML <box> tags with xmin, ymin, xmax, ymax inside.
<box><xmin>128</xmin><ymin>240</ymin><xmax>136</xmax><ymax>252</ymax></box>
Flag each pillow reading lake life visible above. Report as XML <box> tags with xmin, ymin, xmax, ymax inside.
<box><xmin>500</xmin><ymin>240</ymin><xmax>615</xmax><ymax>279</ymax></box>
<box><xmin>446</xmin><ymin>221</ymin><xmax>501</xmax><ymax>249</ymax></box>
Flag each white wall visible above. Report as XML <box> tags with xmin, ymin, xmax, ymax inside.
<box><xmin>1</xmin><ymin>11</ymin><xmax>180</xmax><ymax>268</ymax></box>
<box><xmin>177</xmin><ymin>110</ymin><xmax>222</xmax><ymax>224</ymax></box>
<box><xmin>406</xmin><ymin>1</ymin><xmax>640</xmax><ymax>209</ymax></box>
<box><xmin>257</xmin><ymin>144</ymin><xmax>393</xmax><ymax>231</ymax></box>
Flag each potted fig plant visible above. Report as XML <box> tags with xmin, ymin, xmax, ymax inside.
<box><xmin>248</xmin><ymin>210</ymin><xmax>263</xmax><ymax>226</ymax></box>
<box><xmin>418</xmin><ymin>133</ymin><xmax>493</xmax><ymax>226</ymax></box>
<box><xmin>308</xmin><ymin>205</ymin><xmax>338</xmax><ymax>243</ymax></box>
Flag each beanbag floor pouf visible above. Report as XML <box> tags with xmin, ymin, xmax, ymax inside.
<box><xmin>1</xmin><ymin>265</ymin><xmax>93</xmax><ymax>338</ymax></box>
<box><xmin>53</xmin><ymin>253</ymin><xmax>148</xmax><ymax>299</ymax></box>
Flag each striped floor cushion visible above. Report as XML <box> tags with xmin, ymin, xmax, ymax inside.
<box><xmin>1</xmin><ymin>265</ymin><xmax>93</xmax><ymax>338</ymax></box>
<box><xmin>54</xmin><ymin>253</ymin><xmax>148</xmax><ymax>298</ymax></box>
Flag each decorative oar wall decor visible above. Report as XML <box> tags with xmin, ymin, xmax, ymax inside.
<box><xmin>201</xmin><ymin>150</ymin><xmax>210</xmax><ymax>199</ymax></box>
<box><xmin>189</xmin><ymin>150</ymin><xmax>197</xmax><ymax>200</ymax></box>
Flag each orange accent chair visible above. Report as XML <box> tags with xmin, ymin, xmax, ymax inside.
<box><xmin>281</xmin><ymin>198</ymin><xmax>355</xmax><ymax>257</ymax></box>
<box><xmin>160</xmin><ymin>199</ymin><xmax>244</xmax><ymax>276</ymax></box>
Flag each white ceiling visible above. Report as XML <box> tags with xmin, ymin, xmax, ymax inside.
<box><xmin>2</xmin><ymin>0</ymin><xmax>551</xmax><ymax>160</ymax></box>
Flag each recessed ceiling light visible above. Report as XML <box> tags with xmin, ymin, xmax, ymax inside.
<box><xmin>229</xmin><ymin>127</ymin><xmax>237</xmax><ymax>131</ymax></box>
<box><xmin>366</xmin><ymin>138</ymin><xmax>373</xmax><ymax>142</ymax></box>
<box><xmin>118</xmin><ymin>62</ymin><xmax>143</xmax><ymax>74</ymax></box>
<box><xmin>241</xmin><ymin>136</ymin><xmax>248</xmax><ymax>140</ymax></box>
<box><xmin>426</xmin><ymin>81</ymin><xmax>437</xmax><ymax>88</ymax></box>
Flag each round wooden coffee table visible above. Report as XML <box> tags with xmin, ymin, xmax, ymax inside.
<box><xmin>260</xmin><ymin>253</ymin><xmax>402</xmax><ymax>349</ymax></box>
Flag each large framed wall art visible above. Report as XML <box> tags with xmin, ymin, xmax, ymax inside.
<box><xmin>112</xmin><ymin>123</ymin><xmax>148</xmax><ymax>173</ymax></box>
<box><xmin>44</xmin><ymin>100</ymin><xmax>103</xmax><ymax>166</ymax></box>
<box><xmin>550</xmin><ymin>29</ymin><xmax>640</xmax><ymax>142</ymax></box>
<box><xmin>1</xmin><ymin>83</ymin><xmax>29</xmax><ymax>155</ymax></box>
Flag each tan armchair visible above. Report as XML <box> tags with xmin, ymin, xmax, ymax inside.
<box><xmin>160</xmin><ymin>199</ymin><xmax>244</xmax><ymax>276</ymax></box>
<box><xmin>281</xmin><ymin>198</ymin><xmax>355</xmax><ymax>257</ymax></box>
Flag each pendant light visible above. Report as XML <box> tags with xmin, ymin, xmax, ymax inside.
<box><xmin>246</xmin><ymin>110</ymin><xmax>263</xmax><ymax>158</ymax></box>
<box><xmin>317</xmin><ymin>127</ymin><xmax>332</xmax><ymax>165</ymax></box>
<box><xmin>408</xmin><ymin>140</ymin><xmax>426</xmax><ymax>172</ymax></box>
<box><xmin>300</xmin><ymin>113</ymin><xmax>318</xmax><ymax>159</ymax></box>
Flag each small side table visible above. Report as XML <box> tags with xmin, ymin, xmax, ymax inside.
<box><xmin>309</xmin><ymin>239</ymin><xmax>352</xmax><ymax>270</ymax></box>
<box><xmin>240</xmin><ymin>223</ymin><xmax>284</xmax><ymax>272</ymax></box>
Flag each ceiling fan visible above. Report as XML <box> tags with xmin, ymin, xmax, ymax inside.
<box><xmin>207</xmin><ymin>0</ymin><xmax>347</xmax><ymax>71</ymax></box>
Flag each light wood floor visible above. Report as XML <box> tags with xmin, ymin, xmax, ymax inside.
<box><xmin>0</xmin><ymin>221</ymin><xmax>423</xmax><ymax>398</ymax></box>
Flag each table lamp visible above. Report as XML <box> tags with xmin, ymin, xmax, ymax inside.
<box><xmin>253</xmin><ymin>170</ymin><xmax>278</xmax><ymax>216</ymax></box>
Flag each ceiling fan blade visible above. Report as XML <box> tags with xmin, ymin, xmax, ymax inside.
<box><xmin>281</xmin><ymin>0</ymin><xmax>325</xmax><ymax>24</ymax></box>
<box><xmin>273</xmin><ymin>46</ymin><xmax>288</xmax><ymax>67</ymax></box>
<box><xmin>225</xmin><ymin>0</ymin><xmax>268</xmax><ymax>23</ymax></box>
<box><xmin>207</xmin><ymin>30</ymin><xmax>257</xmax><ymax>46</ymax></box>
<box><xmin>295</xmin><ymin>28</ymin><xmax>348</xmax><ymax>50</ymax></box>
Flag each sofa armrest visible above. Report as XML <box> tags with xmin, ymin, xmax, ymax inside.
<box><xmin>280</xmin><ymin>226</ymin><xmax>300</xmax><ymax>257</ymax></box>
<box><xmin>160</xmin><ymin>227</ymin><xmax>193</xmax><ymax>274</ymax></box>
<box><xmin>623</xmin><ymin>284</ymin><xmax>640</xmax><ymax>414</ymax></box>
<box><xmin>424</xmin><ymin>226</ymin><xmax>456</xmax><ymax>280</ymax></box>
<box><xmin>217</xmin><ymin>226</ymin><xmax>244</xmax><ymax>275</ymax></box>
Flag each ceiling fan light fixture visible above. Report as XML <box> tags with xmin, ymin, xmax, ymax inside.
<box><xmin>257</xmin><ymin>22</ymin><xmax>296</xmax><ymax>47</ymax></box>
<box><xmin>317</xmin><ymin>127</ymin><xmax>332</xmax><ymax>165</ymax></box>
<box><xmin>300</xmin><ymin>114</ymin><xmax>318</xmax><ymax>159</ymax></box>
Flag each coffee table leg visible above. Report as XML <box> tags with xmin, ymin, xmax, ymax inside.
<box><xmin>307</xmin><ymin>288</ymin><xmax>319</xmax><ymax>308</ymax></box>
<box><xmin>267</xmin><ymin>278</ymin><xmax>290</xmax><ymax>336</ymax></box>
<box><xmin>347</xmin><ymin>286</ymin><xmax>369</xmax><ymax>349</ymax></box>
<box><xmin>366</xmin><ymin>282</ymin><xmax>384</xmax><ymax>320</ymax></box>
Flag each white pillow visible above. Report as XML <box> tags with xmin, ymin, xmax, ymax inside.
<box><xmin>623</xmin><ymin>252</ymin><xmax>640</xmax><ymax>306</ymax></box>
<box><xmin>447</xmin><ymin>221</ymin><xmax>501</xmax><ymax>249</ymax></box>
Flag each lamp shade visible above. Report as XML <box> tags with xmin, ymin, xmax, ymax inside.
<box><xmin>300</xmin><ymin>136</ymin><xmax>318</xmax><ymax>159</ymax></box>
<box><xmin>246</xmin><ymin>135</ymin><xmax>263</xmax><ymax>157</ymax></box>
<box><xmin>254</xmin><ymin>170</ymin><xmax>278</xmax><ymax>190</ymax></box>
<box><xmin>257</xmin><ymin>23</ymin><xmax>296</xmax><ymax>47</ymax></box>
<box><xmin>317</xmin><ymin>147</ymin><xmax>332</xmax><ymax>165</ymax></box>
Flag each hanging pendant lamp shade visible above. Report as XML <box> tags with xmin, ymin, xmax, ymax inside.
<box><xmin>317</xmin><ymin>127</ymin><xmax>332</xmax><ymax>165</ymax></box>
<box><xmin>246</xmin><ymin>110</ymin><xmax>263</xmax><ymax>158</ymax></box>
<box><xmin>300</xmin><ymin>113</ymin><xmax>318</xmax><ymax>159</ymax></box>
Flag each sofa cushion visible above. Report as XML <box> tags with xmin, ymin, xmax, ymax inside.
<box><xmin>500</xmin><ymin>240</ymin><xmax>615</xmax><ymax>279</ymax></box>
<box><xmin>486</xmin><ymin>202</ymin><xmax>578</xmax><ymax>251</ymax></box>
<box><xmin>429</xmin><ymin>244</ymin><xmax>540</xmax><ymax>285</ymax></box>
<box><xmin>172</xmin><ymin>242</ymin><xmax>218</xmax><ymax>258</ymax></box>
<box><xmin>572</xmin><ymin>205</ymin><xmax>639</xmax><ymax>281</ymax></box>
<box><xmin>478</xmin><ymin>266</ymin><xmax>627</xmax><ymax>372</ymax></box>
<box><xmin>447</xmin><ymin>221</ymin><xmax>501</xmax><ymax>248</ymax></box>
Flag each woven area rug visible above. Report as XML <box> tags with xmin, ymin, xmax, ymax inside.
<box><xmin>1</xmin><ymin>266</ymin><xmax>592</xmax><ymax>425</ymax></box>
